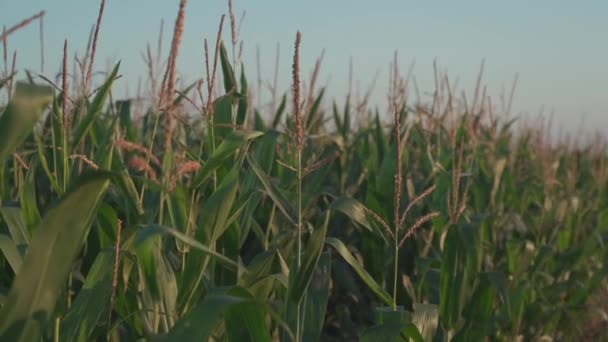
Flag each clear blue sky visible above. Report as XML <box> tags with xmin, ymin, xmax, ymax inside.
<box><xmin>1</xmin><ymin>0</ymin><xmax>607</xmax><ymax>138</ymax></box>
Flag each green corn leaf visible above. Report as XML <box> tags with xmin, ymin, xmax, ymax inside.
<box><xmin>326</xmin><ymin>237</ymin><xmax>393</xmax><ymax>306</ymax></box>
<box><xmin>60</xmin><ymin>250</ymin><xmax>115</xmax><ymax>342</ymax></box>
<box><xmin>306</xmin><ymin>88</ymin><xmax>325</xmax><ymax>130</ymax></box>
<box><xmin>567</xmin><ymin>262</ymin><xmax>608</xmax><ymax>307</ymax></box>
<box><xmin>219</xmin><ymin>41</ymin><xmax>237</xmax><ymax>94</ymax></box>
<box><xmin>156</xmin><ymin>295</ymin><xmax>245</xmax><ymax>342</ymax></box>
<box><xmin>95</xmin><ymin>203</ymin><xmax>119</xmax><ymax>249</ymax></box>
<box><xmin>72</xmin><ymin>62</ymin><xmax>120</xmax><ymax>149</ymax></box>
<box><xmin>342</xmin><ymin>98</ymin><xmax>351</xmax><ymax>139</ymax></box>
<box><xmin>254</xmin><ymin>109</ymin><xmax>266</xmax><ymax>131</ymax></box>
<box><xmin>301</xmin><ymin>251</ymin><xmax>331</xmax><ymax>342</ymax></box>
<box><xmin>166</xmin><ymin>184</ymin><xmax>189</xmax><ymax>234</ymax></box>
<box><xmin>0</xmin><ymin>82</ymin><xmax>52</xmax><ymax>163</ymax></box>
<box><xmin>134</xmin><ymin>234</ymin><xmax>169</xmax><ymax>303</ymax></box>
<box><xmin>157</xmin><ymin>287</ymin><xmax>270</xmax><ymax>342</ymax></box>
<box><xmin>374</xmin><ymin>112</ymin><xmax>387</xmax><ymax>162</ymax></box>
<box><xmin>253</xmin><ymin>130</ymin><xmax>281</xmax><ymax>172</ymax></box>
<box><xmin>330</xmin><ymin>197</ymin><xmax>374</xmax><ymax>232</ymax></box>
<box><xmin>0</xmin><ymin>172</ymin><xmax>111</xmax><ymax>342</ymax></box>
<box><xmin>211</xmin><ymin>95</ymin><xmax>234</xmax><ymax>142</ymax></box>
<box><xmin>272</xmin><ymin>94</ymin><xmax>287</xmax><ymax>129</ymax></box>
<box><xmin>363</xmin><ymin>324</ymin><xmax>423</xmax><ymax>342</ymax></box>
<box><xmin>360</xmin><ymin>322</ymin><xmax>423</xmax><ymax>342</ymax></box>
<box><xmin>246</xmin><ymin>153</ymin><xmax>296</xmax><ymax>226</ymax></box>
<box><xmin>288</xmin><ymin>211</ymin><xmax>329</xmax><ymax>305</ymax></box>
<box><xmin>236</xmin><ymin>66</ymin><xmax>248</xmax><ymax>126</ymax></box>
<box><xmin>34</xmin><ymin>132</ymin><xmax>62</xmax><ymax>194</ymax></box>
<box><xmin>18</xmin><ymin>166</ymin><xmax>41</xmax><ymax>231</ymax></box>
<box><xmin>135</xmin><ymin>224</ymin><xmax>237</xmax><ymax>269</ymax></box>
<box><xmin>332</xmin><ymin>101</ymin><xmax>343</xmax><ymax>134</ymax></box>
<box><xmin>136</xmin><ymin>233</ymin><xmax>179</xmax><ymax>326</ymax></box>
<box><xmin>204</xmin><ymin>166</ymin><xmax>240</xmax><ymax>243</ymax></box>
<box><xmin>0</xmin><ymin>205</ymin><xmax>29</xmax><ymax>246</ymax></box>
<box><xmin>0</xmin><ymin>234</ymin><xmax>23</xmax><ymax>274</ymax></box>
<box><xmin>241</xmin><ymin>130</ymin><xmax>281</xmax><ymax>198</ymax></box>
<box><xmin>439</xmin><ymin>229</ymin><xmax>465</xmax><ymax>329</ymax></box>
<box><xmin>116</xmin><ymin>100</ymin><xmax>136</xmax><ymax>142</ymax></box>
<box><xmin>238</xmin><ymin>250</ymin><xmax>279</xmax><ymax>290</ymax></box>
<box><xmin>376</xmin><ymin>145</ymin><xmax>397</xmax><ymax>204</ymax></box>
<box><xmin>453</xmin><ymin>273</ymin><xmax>497</xmax><ymax>341</ymax></box>
<box><xmin>113</xmin><ymin>170</ymin><xmax>145</xmax><ymax>216</ymax></box>
<box><xmin>224</xmin><ymin>287</ymin><xmax>272</xmax><ymax>342</ymax></box>
<box><xmin>179</xmin><ymin>166</ymin><xmax>241</xmax><ymax>310</ymax></box>
<box><xmin>193</xmin><ymin>130</ymin><xmax>262</xmax><ymax>188</ymax></box>
<box><xmin>368</xmin><ymin>308</ymin><xmax>424</xmax><ymax>342</ymax></box>
<box><xmin>439</xmin><ymin>223</ymin><xmax>480</xmax><ymax>329</ymax></box>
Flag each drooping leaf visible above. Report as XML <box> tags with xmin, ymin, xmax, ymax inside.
<box><xmin>134</xmin><ymin>224</ymin><xmax>237</xmax><ymax>269</ymax></box>
<box><xmin>326</xmin><ymin>237</ymin><xmax>393</xmax><ymax>306</ymax></box>
<box><xmin>330</xmin><ymin>197</ymin><xmax>374</xmax><ymax>232</ymax></box>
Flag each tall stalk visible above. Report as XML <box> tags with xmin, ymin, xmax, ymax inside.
<box><xmin>297</xmin><ymin>152</ymin><xmax>303</xmax><ymax>266</ymax></box>
<box><xmin>292</xmin><ymin>30</ymin><xmax>303</xmax><ymax>342</ymax></box>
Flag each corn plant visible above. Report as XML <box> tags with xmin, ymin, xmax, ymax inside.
<box><xmin>0</xmin><ymin>1</ymin><xmax>606</xmax><ymax>341</ymax></box>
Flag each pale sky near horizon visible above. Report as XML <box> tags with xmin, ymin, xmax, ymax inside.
<box><xmin>1</xmin><ymin>1</ymin><xmax>607</xmax><ymax>140</ymax></box>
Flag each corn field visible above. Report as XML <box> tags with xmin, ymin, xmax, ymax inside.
<box><xmin>0</xmin><ymin>1</ymin><xmax>607</xmax><ymax>341</ymax></box>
